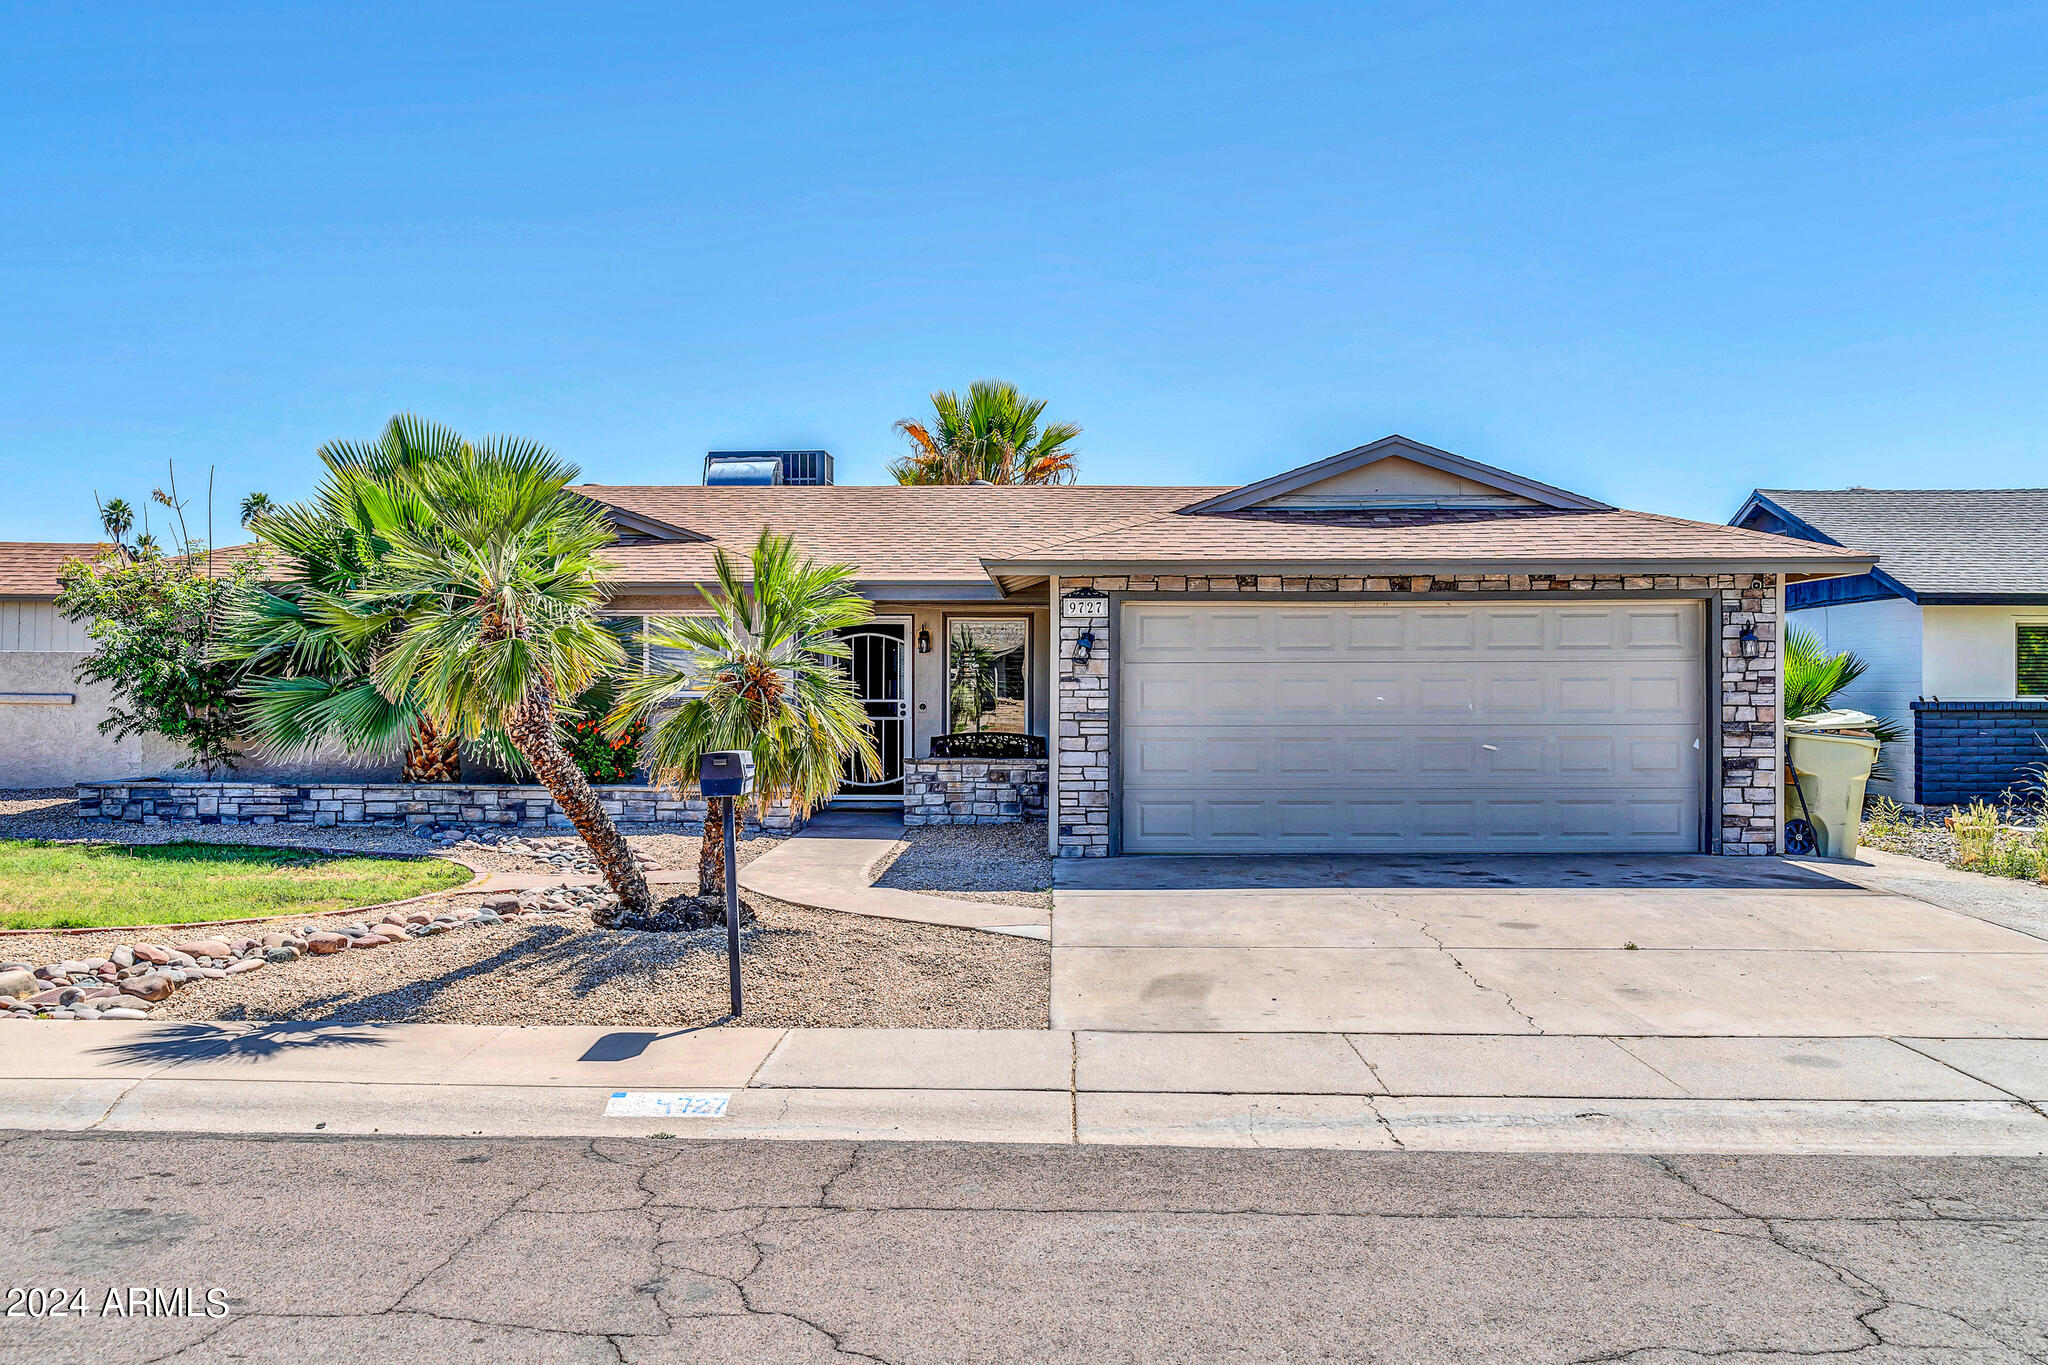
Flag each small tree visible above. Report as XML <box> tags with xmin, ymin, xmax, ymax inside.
<box><xmin>57</xmin><ymin>550</ymin><xmax>259</xmax><ymax>776</ymax></box>
<box><xmin>608</xmin><ymin>532</ymin><xmax>879</xmax><ymax>897</ymax></box>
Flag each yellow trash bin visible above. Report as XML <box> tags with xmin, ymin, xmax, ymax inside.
<box><xmin>1784</xmin><ymin>713</ymin><xmax>1882</xmax><ymax>859</ymax></box>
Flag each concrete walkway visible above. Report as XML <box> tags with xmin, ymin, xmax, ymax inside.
<box><xmin>739</xmin><ymin>811</ymin><xmax>1051</xmax><ymax>938</ymax></box>
<box><xmin>5</xmin><ymin>1019</ymin><xmax>2046</xmax><ymax>1152</ymax></box>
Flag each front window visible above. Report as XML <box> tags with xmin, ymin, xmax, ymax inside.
<box><xmin>947</xmin><ymin>617</ymin><xmax>1029</xmax><ymax>733</ymax></box>
<box><xmin>2020</xmin><ymin>624</ymin><xmax>2048</xmax><ymax>697</ymax></box>
<box><xmin>601</xmin><ymin>614</ymin><xmax>710</xmax><ymax>695</ymax></box>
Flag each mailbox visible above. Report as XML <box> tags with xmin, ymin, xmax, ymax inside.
<box><xmin>698</xmin><ymin>750</ymin><xmax>755</xmax><ymax>798</ymax></box>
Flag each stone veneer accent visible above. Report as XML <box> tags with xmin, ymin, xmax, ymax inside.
<box><xmin>1911</xmin><ymin>700</ymin><xmax>2048</xmax><ymax>806</ymax></box>
<box><xmin>1054</xmin><ymin>573</ymin><xmax>1779</xmax><ymax>858</ymax></box>
<box><xmin>903</xmin><ymin>759</ymin><xmax>1048</xmax><ymax>825</ymax></box>
<box><xmin>75</xmin><ymin>780</ymin><xmax>804</xmax><ymax>831</ymax></box>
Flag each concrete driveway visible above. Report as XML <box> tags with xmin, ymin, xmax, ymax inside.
<box><xmin>1052</xmin><ymin>853</ymin><xmax>2048</xmax><ymax>1037</ymax></box>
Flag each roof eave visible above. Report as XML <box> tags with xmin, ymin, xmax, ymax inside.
<box><xmin>983</xmin><ymin>554</ymin><xmax>1878</xmax><ymax>579</ymax></box>
<box><xmin>607</xmin><ymin>576</ymin><xmax>1019</xmax><ymax>603</ymax></box>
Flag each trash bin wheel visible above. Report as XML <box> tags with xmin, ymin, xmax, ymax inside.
<box><xmin>1784</xmin><ymin>819</ymin><xmax>1818</xmax><ymax>855</ymax></box>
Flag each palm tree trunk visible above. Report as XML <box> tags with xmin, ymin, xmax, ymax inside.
<box><xmin>698</xmin><ymin>796</ymin><xmax>728</xmax><ymax>897</ymax></box>
<box><xmin>503</xmin><ymin>685</ymin><xmax>650</xmax><ymax>920</ymax></box>
<box><xmin>401</xmin><ymin>715</ymin><xmax>461</xmax><ymax>783</ymax></box>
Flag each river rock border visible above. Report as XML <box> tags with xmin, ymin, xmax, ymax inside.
<box><xmin>0</xmin><ymin>886</ymin><xmax>611</xmax><ymax>1022</ymax></box>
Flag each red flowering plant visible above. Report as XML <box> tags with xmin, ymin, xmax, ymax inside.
<box><xmin>561</xmin><ymin>686</ymin><xmax>645</xmax><ymax>785</ymax></box>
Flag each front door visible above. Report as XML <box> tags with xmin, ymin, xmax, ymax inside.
<box><xmin>836</xmin><ymin>620</ymin><xmax>909</xmax><ymax>805</ymax></box>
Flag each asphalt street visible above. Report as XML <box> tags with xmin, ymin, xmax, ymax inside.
<box><xmin>2</xmin><ymin>1133</ymin><xmax>2045</xmax><ymax>1363</ymax></box>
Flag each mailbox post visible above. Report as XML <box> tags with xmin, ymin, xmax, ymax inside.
<box><xmin>698</xmin><ymin>751</ymin><xmax>755</xmax><ymax>1016</ymax></box>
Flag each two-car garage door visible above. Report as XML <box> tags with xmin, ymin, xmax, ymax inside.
<box><xmin>1119</xmin><ymin>601</ymin><xmax>1708</xmax><ymax>854</ymax></box>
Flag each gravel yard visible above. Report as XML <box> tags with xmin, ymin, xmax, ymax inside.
<box><xmin>142</xmin><ymin>893</ymin><xmax>1048</xmax><ymax>1029</ymax></box>
<box><xmin>871</xmin><ymin>820</ymin><xmax>1053</xmax><ymax>910</ymax></box>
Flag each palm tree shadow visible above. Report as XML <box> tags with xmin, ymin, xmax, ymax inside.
<box><xmin>229</xmin><ymin>920</ymin><xmax>796</xmax><ymax>1024</ymax></box>
<box><xmin>89</xmin><ymin>1020</ymin><xmax>390</xmax><ymax>1069</ymax></box>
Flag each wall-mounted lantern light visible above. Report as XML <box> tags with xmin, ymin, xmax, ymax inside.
<box><xmin>916</xmin><ymin>626</ymin><xmax>932</xmax><ymax>654</ymax></box>
<box><xmin>1074</xmin><ymin>630</ymin><xmax>1096</xmax><ymax>663</ymax></box>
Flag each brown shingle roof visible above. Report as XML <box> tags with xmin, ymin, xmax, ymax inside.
<box><xmin>986</xmin><ymin>506</ymin><xmax>1877</xmax><ymax>575</ymax></box>
<box><xmin>0</xmin><ymin>541</ymin><xmax>272</xmax><ymax>597</ymax></box>
<box><xmin>573</xmin><ymin>485</ymin><xmax>1222</xmax><ymax>586</ymax></box>
<box><xmin>0</xmin><ymin>543</ymin><xmax>108</xmax><ymax>597</ymax></box>
<box><xmin>577</xmin><ymin>485</ymin><xmax>1872</xmax><ymax>590</ymax></box>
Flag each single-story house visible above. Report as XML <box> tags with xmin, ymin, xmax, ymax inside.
<box><xmin>581</xmin><ymin>436</ymin><xmax>1869</xmax><ymax>857</ymax></box>
<box><xmin>9</xmin><ymin>437</ymin><xmax>1874</xmax><ymax>855</ymax></box>
<box><xmin>1732</xmin><ymin>488</ymin><xmax>2048</xmax><ymax>806</ymax></box>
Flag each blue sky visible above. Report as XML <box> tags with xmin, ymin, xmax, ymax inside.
<box><xmin>4</xmin><ymin>2</ymin><xmax>2043</xmax><ymax>542</ymax></box>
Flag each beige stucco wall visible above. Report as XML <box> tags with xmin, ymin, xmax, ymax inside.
<box><xmin>0</xmin><ymin>649</ymin><xmax>482</xmax><ymax>789</ymax></box>
<box><xmin>0</xmin><ymin>651</ymin><xmax>188</xmax><ymax>786</ymax></box>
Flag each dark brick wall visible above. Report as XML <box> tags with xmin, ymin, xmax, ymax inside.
<box><xmin>1912</xmin><ymin>701</ymin><xmax>2048</xmax><ymax>806</ymax></box>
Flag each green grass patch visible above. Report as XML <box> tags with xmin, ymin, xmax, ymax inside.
<box><xmin>0</xmin><ymin>839</ymin><xmax>471</xmax><ymax>931</ymax></box>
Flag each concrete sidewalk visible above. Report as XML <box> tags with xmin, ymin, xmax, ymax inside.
<box><xmin>5</xmin><ymin>1020</ymin><xmax>2045</xmax><ymax>1152</ymax></box>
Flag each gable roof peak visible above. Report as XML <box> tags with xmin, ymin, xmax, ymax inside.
<box><xmin>1179</xmin><ymin>435</ymin><xmax>1613</xmax><ymax>515</ymax></box>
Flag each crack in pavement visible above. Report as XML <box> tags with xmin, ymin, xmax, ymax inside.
<box><xmin>1894</xmin><ymin>1039</ymin><xmax>2048</xmax><ymax>1126</ymax></box>
<box><xmin>1370</xmin><ymin>897</ymin><xmax>1545</xmax><ymax>1032</ymax></box>
<box><xmin>1613</xmin><ymin>1157</ymin><xmax>2041</xmax><ymax>1364</ymax></box>
<box><xmin>13</xmin><ymin>1136</ymin><xmax>2044</xmax><ymax>1364</ymax></box>
<box><xmin>1340</xmin><ymin>1035</ymin><xmax>1409</xmax><ymax>1147</ymax></box>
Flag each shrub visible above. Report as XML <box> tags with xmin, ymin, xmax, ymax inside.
<box><xmin>563</xmin><ymin>712</ymin><xmax>645</xmax><ymax>784</ymax></box>
<box><xmin>57</xmin><ymin>550</ymin><xmax>260</xmax><ymax>776</ymax></box>
<box><xmin>1861</xmin><ymin>796</ymin><xmax>1906</xmax><ymax>841</ymax></box>
<box><xmin>1948</xmin><ymin>800</ymin><xmax>2000</xmax><ymax>868</ymax></box>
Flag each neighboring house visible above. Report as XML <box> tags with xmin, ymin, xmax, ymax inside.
<box><xmin>13</xmin><ymin>436</ymin><xmax>1871</xmax><ymax>855</ymax></box>
<box><xmin>1731</xmin><ymin>489</ymin><xmax>2048</xmax><ymax>807</ymax></box>
<box><xmin>0</xmin><ymin>542</ymin><xmax>189</xmax><ymax>786</ymax></box>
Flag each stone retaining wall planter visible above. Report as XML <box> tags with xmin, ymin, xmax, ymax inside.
<box><xmin>903</xmin><ymin>759</ymin><xmax>1048</xmax><ymax>825</ymax></box>
<box><xmin>74</xmin><ymin>780</ymin><xmax>805</xmax><ymax>833</ymax></box>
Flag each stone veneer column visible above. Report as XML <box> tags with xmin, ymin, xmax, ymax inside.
<box><xmin>1055</xmin><ymin>583</ymin><xmax>1112</xmax><ymax>857</ymax></box>
<box><xmin>1051</xmin><ymin>573</ymin><xmax>1782</xmax><ymax>859</ymax></box>
<box><xmin>1716</xmin><ymin>574</ymin><xmax>1780</xmax><ymax>854</ymax></box>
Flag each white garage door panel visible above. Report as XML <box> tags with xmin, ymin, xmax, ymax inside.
<box><xmin>1120</xmin><ymin>602</ymin><xmax>1706</xmax><ymax>854</ymax></box>
<box><xmin>1124</xmin><ymin>662</ymin><xmax>1703</xmax><ymax>724</ymax></box>
<box><xmin>1122</xmin><ymin>603</ymin><xmax>1701</xmax><ymax>662</ymax></box>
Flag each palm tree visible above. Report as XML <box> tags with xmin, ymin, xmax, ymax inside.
<box><xmin>608</xmin><ymin>531</ymin><xmax>879</xmax><ymax>898</ymax></box>
<box><xmin>890</xmin><ymin>380</ymin><xmax>1080</xmax><ymax>485</ymax></box>
<box><xmin>98</xmin><ymin>497</ymin><xmax>134</xmax><ymax>560</ymax></box>
<box><xmin>239</xmin><ymin>491</ymin><xmax>275</xmax><ymax>528</ymax></box>
<box><xmin>217</xmin><ymin>417</ymin><xmax>473</xmax><ymax>783</ymax></box>
<box><xmin>351</xmin><ymin>436</ymin><xmax>652</xmax><ymax>916</ymax></box>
